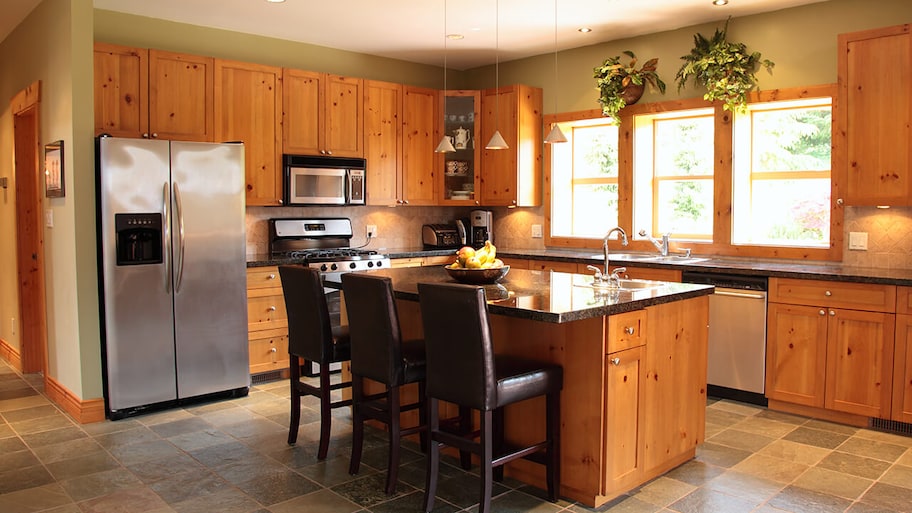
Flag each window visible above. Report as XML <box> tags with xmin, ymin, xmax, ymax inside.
<box><xmin>549</xmin><ymin>117</ymin><xmax>619</xmax><ymax>239</ymax></box>
<box><xmin>633</xmin><ymin>109</ymin><xmax>715</xmax><ymax>241</ymax></box>
<box><xmin>732</xmin><ymin>98</ymin><xmax>832</xmax><ymax>247</ymax></box>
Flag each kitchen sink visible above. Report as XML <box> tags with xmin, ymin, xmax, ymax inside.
<box><xmin>611</xmin><ymin>253</ymin><xmax>708</xmax><ymax>264</ymax></box>
<box><xmin>574</xmin><ymin>277</ymin><xmax>665</xmax><ymax>291</ymax></box>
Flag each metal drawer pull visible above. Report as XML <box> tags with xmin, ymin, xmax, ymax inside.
<box><xmin>825</xmin><ymin>290</ymin><xmax>832</xmax><ymax>296</ymax></box>
<box><xmin>268</xmin><ymin>274</ymin><xmax>276</xmax><ymax>280</ymax></box>
<box><xmin>611</xmin><ymin>357</ymin><xmax>620</xmax><ymax>365</ymax></box>
<box><xmin>714</xmin><ymin>290</ymin><xmax>766</xmax><ymax>300</ymax></box>
<box><xmin>624</xmin><ymin>326</ymin><xmax>635</xmax><ymax>335</ymax></box>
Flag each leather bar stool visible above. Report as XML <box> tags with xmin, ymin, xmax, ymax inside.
<box><xmin>279</xmin><ymin>265</ymin><xmax>352</xmax><ymax>460</ymax></box>
<box><xmin>341</xmin><ymin>272</ymin><xmax>429</xmax><ymax>494</ymax></box>
<box><xmin>418</xmin><ymin>282</ymin><xmax>563</xmax><ymax>513</ymax></box>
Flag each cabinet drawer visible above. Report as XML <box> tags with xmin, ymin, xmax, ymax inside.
<box><xmin>247</xmin><ymin>292</ymin><xmax>288</xmax><ymax>330</ymax></box>
<box><xmin>423</xmin><ymin>255</ymin><xmax>455</xmax><ymax>266</ymax></box>
<box><xmin>612</xmin><ymin>266</ymin><xmax>681</xmax><ymax>283</ymax></box>
<box><xmin>247</xmin><ymin>266</ymin><xmax>283</xmax><ymax>290</ymax></box>
<box><xmin>249</xmin><ymin>328</ymin><xmax>289</xmax><ymax>374</ymax></box>
<box><xmin>769</xmin><ymin>278</ymin><xmax>896</xmax><ymax>313</ymax></box>
<box><xmin>529</xmin><ymin>259</ymin><xmax>579</xmax><ymax>273</ymax></box>
<box><xmin>607</xmin><ymin>310</ymin><xmax>647</xmax><ymax>354</ymax></box>
<box><xmin>498</xmin><ymin>257</ymin><xmax>529</xmax><ymax>269</ymax></box>
<box><xmin>897</xmin><ymin>287</ymin><xmax>912</xmax><ymax>315</ymax></box>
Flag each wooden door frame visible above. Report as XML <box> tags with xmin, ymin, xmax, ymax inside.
<box><xmin>11</xmin><ymin>80</ymin><xmax>48</xmax><ymax>375</ymax></box>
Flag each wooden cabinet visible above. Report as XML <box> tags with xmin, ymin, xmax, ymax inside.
<box><xmin>94</xmin><ymin>43</ymin><xmax>214</xmax><ymax>141</ymax></box>
<box><xmin>283</xmin><ymin>69</ymin><xmax>363</xmax><ymax>157</ymax></box>
<box><xmin>611</xmin><ymin>266</ymin><xmax>682</xmax><ymax>283</ymax></box>
<box><xmin>246</xmin><ymin>267</ymin><xmax>289</xmax><ymax>375</ymax></box>
<box><xmin>480</xmin><ymin>84</ymin><xmax>543</xmax><ymax>207</ymax></box>
<box><xmin>839</xmin><ymin>24</ymin><xmax>912</xmax><ymax>206</ymax></box>
<box><xmin>215</xmin><ymin>59</ymin><xmax>283</xmax><ymax>206</ymax></box>
<box><xmin>440</xmin><ymin>90</ymin><xmax>482</xmax><ymax>205</ymax></box>
<box><xmin>527</xmin><ymin>259</ymin><xmax>579</xmax><ymax>273</ymax></box>
<box><xmin>892</xmin><ymin>287</ymin><xmax>912</xmax><ymax>423</ymax></box>
<box><xmin>603</xmin><ymin>340</ymin><xmax>646</xmax><ymax>495</ymax></box>
<box><xmin>401</xmin><ymin>86</ymin><xmax>439</xmax><ymax>206</ymax></box>
<box><xmin>364</xmin><ymin>80</ymin><xmax>402</xmax><ymax>206</ymax></box>
<box><xmin>766</xmin><ymin>278</ymin><xmax>896</xmax><ymax>418</ymax></box>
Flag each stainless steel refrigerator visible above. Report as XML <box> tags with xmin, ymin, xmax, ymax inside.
<box><xmin>97</xmin><ymin>136</ymin><xmax>250</xmax><ymax>419</ymax></box>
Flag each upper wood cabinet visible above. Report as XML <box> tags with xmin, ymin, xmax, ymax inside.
<box><xmin>838</xmin><ymin>24</ymin><xmax>912</xmax><ymax>206</ymax></box>
<box><xmin>283</xmin><ymin>69</ymin><xmax>363</xmax><ymax>158</ymax></box>
<box><xmin>439</xmin><ymin>90</ymin><xmax>482</xmax><ymax>206</ymax></box>
<box><xmin>94</xmin><ymin>43</ymin><xmax>214</xmax><ymax>141</ymax></box>
<box><xmin>400</xmin><ymin>86</ymin><xmax>439</xmax><ymax>206</ymax></box>
<box><xmin>215</xmin><ymin>59</ymin><xmax>283</xmax><ymax>206</ymax></box>
<box><xmin>363</xmin><ymin>80</ymin><xmax>402</xmax><ymax>206</ymax></box>
<box><xmin>480</xmin><ymin>84</ymin><xmax>543</xmax><ymax>207</ymax></box>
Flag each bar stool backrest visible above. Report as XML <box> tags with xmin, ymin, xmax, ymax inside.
<box><xmin>341</xmin><ymin>273</ymin><xmax>405</xmax><ymax>386</ymax></box>
<box><xmin>279</xmin><ymin>266</ymin><xmax>333</xmax><ymax>362</ymax></box>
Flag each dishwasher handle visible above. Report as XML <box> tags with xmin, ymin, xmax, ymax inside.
<box><xmin>713</xmin><ymin>289</ymin><xmax>767</xmax><ymax>300</ymax></box>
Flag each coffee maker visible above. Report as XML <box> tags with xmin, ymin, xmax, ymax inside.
<box><xmin>470</xmin><ymin>210</ymin><xmax>493</xmax><ymax>249</ymax></box>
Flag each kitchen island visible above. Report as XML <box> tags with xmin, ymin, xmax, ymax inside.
<box><xmin>329</xmin><ymin>266</ymin><xmax>713</xmax><ymax>507</ymax></box>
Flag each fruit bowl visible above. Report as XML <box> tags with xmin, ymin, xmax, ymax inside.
<box><xmin>444</xmin><ymin>265</ymin><xmax>510</xmax><ymax>285</ymax></box>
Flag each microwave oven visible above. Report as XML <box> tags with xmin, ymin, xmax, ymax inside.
<box><xmin>284</xmin><ymin>154</ymin><xmax>366</xmax><ymax>206</ymax></box>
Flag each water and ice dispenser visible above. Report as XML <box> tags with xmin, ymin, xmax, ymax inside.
<box><xmin>115</xmin><ymin>213</ymin><xmax>163</xmax><ymax>265</ymax></box>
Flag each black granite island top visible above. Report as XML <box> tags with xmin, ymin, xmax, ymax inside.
<box><xmin>323</xmin><ymin>266</ymin><xmax>714</xmax><ymax>324</ymax></box>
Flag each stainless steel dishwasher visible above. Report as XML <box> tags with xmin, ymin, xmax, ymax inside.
<box><xmin>681</xmin><ymin>271</ymin><xmax>768</xmax><ymax>406</ymax></box>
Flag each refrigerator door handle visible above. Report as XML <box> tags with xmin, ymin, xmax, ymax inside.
<box><xmin>173</xmin><ymin>181</ymin><xmax>186</xmax><ymax>293</ymax></box>
<box><xmin>162</xmin><ymin>181</ymin><xmax>172</xmax><ymax>293</ymax></box>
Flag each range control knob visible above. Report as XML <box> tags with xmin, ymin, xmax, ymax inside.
<box><xmin>330</xmin><ymin>263</ymin><xmax>338</xmax><ymax>271</ymax></box>
<box><xmin>320</xmin><ymin>264</ymin><xmax>328</xmax><ymax>272</ymax></box>
<box><xmin>349</xmin><ymin>262</ymin><xmax>357</xmax><ymax>269</ymax></box>
<box><xmin>376</xmin><ymin>261</ymin><xmax>384</xmax><ymax>268</ymax></box>
<box><xmin>367</xmin><ymin>261</ymin><xmax>375</xmax><ymax>267</ymax></box>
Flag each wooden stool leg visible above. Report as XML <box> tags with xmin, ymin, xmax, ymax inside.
<box><xmin>287</xmin><ymin>357</ymin><xmax>302</xmax><ymax>445</ymax></box>
<box><xmin>317</xmin><ymin>364</ymin><xmax>332</xmax><ymax>460</ymax></box>
<box><xmin>386</xmin><ymin>385</ymin><xmax>401</xmax><ymax>495</ymax></box>
<box><xmin>423</xmin><ymin>398</ymin><xmax>441</xmax><ymax>513</ymax></box>
<box><xmin>479</xmin><ymin>409</ymin><xmax>494</xmax><ymax>513</ymax></box>
<box><xmin>349</xmin><ymin>374</ymin><xmax>364</xmax><ymax>475</ymax></box>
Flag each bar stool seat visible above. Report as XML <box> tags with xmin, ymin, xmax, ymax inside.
<box><xmin>279</xmin><ymin>265</ymin><xmax>352</xmax><ymax>460</ymax></box>
<box><xmin>418</xmin><ymin>282</ymin><xmax>563</xmax><ymax>513</ymax></box>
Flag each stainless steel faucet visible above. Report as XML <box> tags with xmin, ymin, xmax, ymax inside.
<box><xmin>639</xmin><ymin>229</ymin><xmax>669</xmax><ymax>257</ymax></box>
<box><xmin>603</xmin><ymin>227</ymin><xmax>628</xmax><ymax>275</ymax></box>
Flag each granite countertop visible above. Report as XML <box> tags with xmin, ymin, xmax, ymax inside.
<box><xmin>247</xmin><ymin>246</ymin><xmax>912</xmax><ymax>286</ymax></box>
<box><xmin>322</xmin><ymin>266</ymin><xmax>714</xmax><ymax>323</ymax></box>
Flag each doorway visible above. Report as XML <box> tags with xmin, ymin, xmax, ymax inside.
<box><xmin>11</xmin><ymin>80</ymin><xmax>48</xmax><ymax>375</ymax></box>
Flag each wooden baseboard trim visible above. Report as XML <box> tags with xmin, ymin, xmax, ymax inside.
<box><xmin>768</xmin><ymin>399</ymin><xmax>869</xmax><ymax>427</ymax></box>
<box><xmin>0</xmin><ymin>338</ymin><xmax>22</xmax><ymax>371</ymax></box>
<box><xmin>44</xmin><ymin>375</ymin><xmax>105</xmax><ymax>424</ymax></box>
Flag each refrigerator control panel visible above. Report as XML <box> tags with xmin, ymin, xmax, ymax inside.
<box><xmin>115</xmin><ymin>213</ymin><xmax>163</xmax><ymax>266</ymax></box>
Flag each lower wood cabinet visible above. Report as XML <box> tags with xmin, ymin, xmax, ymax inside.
<box><xmin>893</xmin><ymin>287</ymin><xmax>912</xmax><ymax>423</ymax></box>
<box><xmin>246</xmin><ymin>266</ymin><xmax>289</xmax><ymax>375</ymax></box>
<box><xmin>766</xmin><ymin>278</ymin><xmax>896</xmax><ymax>419</ymax></box>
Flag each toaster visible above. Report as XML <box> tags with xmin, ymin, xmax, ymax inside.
<box><xmin>422</xmin><ymin>224</ymin><xmax>461</xmax><ymax>249</ymax></box>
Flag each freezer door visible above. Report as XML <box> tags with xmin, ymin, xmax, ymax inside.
<box><xmin>98</xmin><ymin>137</ymin><xmax>178</xmax><ymax>412</ymax></box>
<box><xmin>170</xmin><ymin>141</ymin><xmax>250</xmax><ymax>398</ymax></box>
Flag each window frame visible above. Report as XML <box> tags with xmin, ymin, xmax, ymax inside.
<box><xmin>543</xmin><ymin>84</ymin><xmax>842</xmax><ymax>261</ymax></box>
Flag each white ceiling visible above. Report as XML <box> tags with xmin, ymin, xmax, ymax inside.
<box><xmin>5</xmin><ymin>0</ymin><xmax>828</xmax><ymax>70</ymax></box>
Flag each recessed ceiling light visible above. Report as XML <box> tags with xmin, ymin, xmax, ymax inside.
<box><xmin>713</xmin><ymin>0</ymin><xmax>729</xmax><ymax>5</ymax></box>
<box><xmin>578</xmin><ymin>27</ymin><xmax>592</xmax><ymax>33</ymax></box>
<box><xmin>447</xmin><ymin>34</ymin><xmax>464</xmax><ymax>40</ymax></box>
<box><xmin>266</xmin><ymin>0</ymin><xmax>285</xmax><ymax>3</ymax></box>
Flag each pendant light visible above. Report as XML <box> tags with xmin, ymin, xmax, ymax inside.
<box><xmin>485</xmin><ymin>0</ymin><xmax>508</xmax><ymax>150</ymax></box>
<box><xmin>435</xmin><ymin>0</ymin><xmax>456</xmax><ymax>153</ymax></box>
<box><xmin>544</xmin><ymin>0</ymin><xmax>567</xmax><ymax>144</ymax></box>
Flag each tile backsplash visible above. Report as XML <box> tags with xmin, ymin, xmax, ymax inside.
<box><xmin>246</xmin><ymin>205</ymin><xmax>912</xmax><ymax>270</ymax></box>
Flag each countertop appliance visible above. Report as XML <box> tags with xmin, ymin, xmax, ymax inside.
<box><xmin>682</xmin><ymin>271</ymin><xmax>768</xmax><ymax>406</ymax></box>
<box><xmin>269</xmin><ymin>217</ymin><xmax>389</xmax><ymax>375</ymax></box>
<box><xmin>470</xmin><ymin>210</ymin><xmax>493</xmax><ymax>249</ymax></box>
<box><xmin>422</xmin><ymin>224</ymin><xmax>461</xmax><ymax>249</ymax></box>
<box><xmin>283</xmin><ymin>154</ymin><xmax>366</xmax><ymax>206</ymax></box>
<box><xmin>96</xmin><ymin>136</ymin><xmax>250</xmax><ymax>419</ymax></box>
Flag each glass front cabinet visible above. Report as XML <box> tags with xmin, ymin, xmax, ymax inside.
<box><xmin>439</xmin><ymin>90</ymin><xmax>481</xmax><ymax>205</ymax></box>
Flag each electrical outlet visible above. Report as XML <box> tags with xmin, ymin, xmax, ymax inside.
<box><xmin>531</xmin><ymin>224</ymin><xmax>543</xmax><ymax>238</ymax></box>
<box><xmin>10</xmin><ymin>317</ymin><xmax>15</xmax><ymax>335</ymax></box>
<box><xmin>848</xmin><ymin>231</ymin><xmax>868</xmax><ymax>250</ymax></box>
<box><xmin>366</xmin><ymin>224</ymin><xmax>378</xmax><ymax>238</ymax></box>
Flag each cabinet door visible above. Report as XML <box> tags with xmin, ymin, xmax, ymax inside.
<box><xmin>325</xmin><ymin>75</ymin><xmax>363</xmax><ymax>157</ymax></box>
<box><xmin>94</xmin><ymin>43</ymin><xmax>148</xmax><ymax>138</ymax></box>
<box><xmin>401</xmin><ymin>86</ymin><xmax>438</xmax><ymax>206</ymax></box>
<box><xmin>440</xmin><ymin>90</ymin><xmax>481</xmax><ymax>204</ymax></box>
<box><xmin>765</xmin><ymin>303</ymin><xmax>827</xmax><ymax>407</ymax></box>
<box><xmin>364</xmin><ymin>80</ymin><xmax>402</xmax><ymax>206</ymax></box>
<box><xmin>283</xmin><ymin>68</ymin><xmax>323</xmax><ymax>155</ymax></box>
<box><xmin>215</xmin><ymin>60</ymin><xmax>283</xmax><ymax>206</ymax></box>
<box><xmin>604</xmin><ymin>345</ymin><xmax>645</xmax><ymax>495</ymax></box>
<box><xmin>148</xmin><ymin>50</ymin><xmax>214</xmax><ymax>142</ymax></box>
<box><xmin>825</xmin><ymin>309</ymin><xmax>895</xmax><ymax>417</ymax></box>
<box><xmin>893</xmin><ymin>314</ymin><xmax>912</xmax><ymax>423</ymax></box>
<box><xmin>480</xmin><ymin>86</ymin><xmax>518</xmax><ymax>206</ymax></box>
<box><xmin>840</xmin><ymin>25</ymin><xmax>912</xmax><ymax>206</ymax></box>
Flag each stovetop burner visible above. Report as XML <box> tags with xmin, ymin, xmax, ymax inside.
<box><xmin>287</xmin><ymin>248</ymin><xmax>380</xmax><ymax>261</ymax></box>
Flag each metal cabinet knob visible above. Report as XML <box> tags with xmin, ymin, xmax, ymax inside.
<box><xmin>624</xmin><ymin>326</ymin><xmax>635</xmax><ymax>335</ymax></box>
<box><xmin>270</xmin><ymin>347</ymin><xmax>277</xmax><ymax>353</ymax></box>
<box><xmin>268</xmin><ymin>274</ymin><xmax>276</xmax><ymax>280</ymax></box>
<box><xmin>829</xmin><ymin>310</ymin><xmax>836</xmax><ymax>316</ymax></box>
<box><xmin>819</xmin><ymin>309</ymin><xmax>826</xmax><ymax>316</ymax></box>
<box><xmin>268</xmin><ymin>305</ymin><xmax>277</xmax><ymax>311</ymax></box>
<box><xmin>610</xmin><ymin>357</ymin><xmax>620</xmax><ymax>365</ymax></box>
<box><xmin>825</xmin><ymin>290</ymin><xmax>832</xmax><ymax>296</ymax></box>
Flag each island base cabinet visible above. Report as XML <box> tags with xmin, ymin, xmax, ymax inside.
<box><xmin>603</xmin><ymin>345</ymin><xmax>646</xmax><ymax>495</ymax></box>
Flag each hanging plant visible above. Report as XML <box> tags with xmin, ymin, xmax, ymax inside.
<box><xmin>674</xmin><ymin>18</ymin><xmax>774</xmax><ymax>113</ymax></box>
<box><xmin>594</xmin><ymin>51</ymin><xmax>666</xmax><ymax>125</ymax></box>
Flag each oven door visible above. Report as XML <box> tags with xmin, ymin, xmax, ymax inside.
<box><xmin>286</xmin><ymin>167</ymin><xmax>346</xmax><ymax>205</ymax></box>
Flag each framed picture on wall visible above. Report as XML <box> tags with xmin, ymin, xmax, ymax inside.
<box><xmin>45</xmin><ymin>140</ymin><xmax>64</xmax><ymax>198</ymax></box>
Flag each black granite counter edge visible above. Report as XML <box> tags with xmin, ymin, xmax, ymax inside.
<box><xmin>247</xmin><ymin>248</ymin><xmax>912</xmax><ymax>286</ymax></box>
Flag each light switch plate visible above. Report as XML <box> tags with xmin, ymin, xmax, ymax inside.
<box><xmin>45</xmin><ymin>209</ymin><xmax>53</xmax><ymax>228</ymax></box>
<box><xmin>531</xmin><ymin>224</ymin><xmax>543</xmax><ymax>238</ymax></box>
<box><xmin>848</xmin><ymin>231</ymin><xmax>868</xmax><ymax>250</ymax></box>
